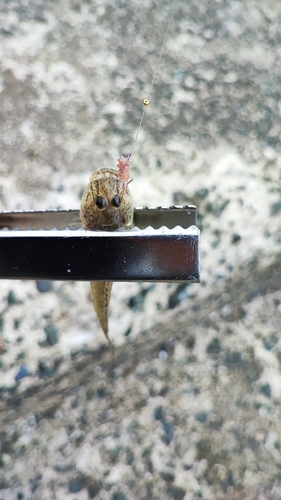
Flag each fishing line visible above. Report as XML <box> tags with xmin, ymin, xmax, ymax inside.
<box><xmin>132</xmin><ymin>16</ymin><xmax>171</xmax><ymax>152</ymax></box>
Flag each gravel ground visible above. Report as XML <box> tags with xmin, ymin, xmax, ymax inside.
<box><xmin>0</xmin><ymin>0</ymin><xmax>281</xmax><ymax>499</ymax></box>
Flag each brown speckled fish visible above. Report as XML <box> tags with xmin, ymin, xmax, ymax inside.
<box><xmin>80</xmin><ymin>154</ymin><xmax>134</xmax><ymax>341</ymax></box>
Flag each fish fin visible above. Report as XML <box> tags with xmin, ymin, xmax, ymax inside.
<box><xmin>91</xmin><ymin>281</ymin><xmax>113</xmax><ymax>342</ymax></box>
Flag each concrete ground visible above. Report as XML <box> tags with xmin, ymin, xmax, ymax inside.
<box><xmin>0</xmin><ymin>0</ymin><xmax>281</xmax><ymax>498</ymax></box>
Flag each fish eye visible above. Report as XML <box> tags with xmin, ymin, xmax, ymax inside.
<box><xmin>111</xmin><ymin>194</ymin><xmax>121</xmax><ymax>208</ymax></box>
<box><xmin>96</xmin><ymin>196</ymin><xmax>106</xmax><ymax>209</ymax></box>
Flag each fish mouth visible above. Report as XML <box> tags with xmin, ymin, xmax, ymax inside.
<box><xmin>97</xmin><ymin>219</ymin><xmax>122</xmax><ymax>231</ymax></box>
<box><xmin>99</xmin><ymin>225</ymin><xmax>118</xmax><ymax>230</ymax></box>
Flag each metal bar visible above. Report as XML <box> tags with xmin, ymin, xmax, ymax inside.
<box><xmin>0</xmin><ymin>226</ymin><xmax>200</xmax><ymax>282</ymax></box>
<box><xmin>0</xmin><ymin>205</ymin><xmax>196</xmax><ymax>230</ymax></box>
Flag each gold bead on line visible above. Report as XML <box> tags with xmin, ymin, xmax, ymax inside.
<box><xmin>143</xmin><ymin>99</ymin><xmax>149</xmax><ymax>106</ymax></box>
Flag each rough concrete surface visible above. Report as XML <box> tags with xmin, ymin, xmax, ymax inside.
<box><xmin>0</xmin><ymin>0</ymin><xmax>281</xmax><ymax>498</ymax></box>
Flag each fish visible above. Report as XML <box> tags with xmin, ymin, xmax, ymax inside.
<box><xmin>80</xmin><ymin>154</ymin><xmax>134</xmax><ymax>341</ymax></box>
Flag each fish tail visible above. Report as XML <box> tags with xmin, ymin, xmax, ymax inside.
<box><xmin>91</xmin><ymin>281</ymin><xmax>113</xmax><ymax>341</ymax></box>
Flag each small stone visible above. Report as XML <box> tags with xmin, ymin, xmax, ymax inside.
<box><xmin>36</xmin><ymin>280</ymin><xmax>53</xmax><ymax>293</ymax></box>
<box><xmin>195</xmin><ymin>187</ymin><xmax>209</xmax><ymax>200</ymax></box>
<box><xmin>260</xmin><ymin>383</ymin><xmax>271</xmax><ymax>398</ymax></box>
<box><xmin>166</xmin><ymin>485</ymin><xmax>186</xmax><ymax>500</ymax></box>
<box><xmin>44</xmin><ymin>324</ymin><xmax>59</xmax><ymax>345</ymax></box>
<box><xmin>168</xmin><ymin>284</ymin><xmax>189</xmax><ymax>309</ymax></box>
<box><xmin>111</xmin><ymin>367</ymin><xmax>121</xmax><ymax>379</ymax></box>
<box><xmin>196</xmin><ymin>438</ymin><xmax>211</xmax><ymax>458</ymax></box>
<box><xmin>112</xmin><ymin>491</ymin><xmax>128</xmax><ymax>500</ymax></box>
<box><xmin>14</xmin><ymin>319</ymin><xmax>21</xmax><ymax>330</ymax></box>
<box><xmin>17</xmin><ymin>351</ymin><xmax>26</xmax><ymax>360</ymax></box>
<box><xmin>86</xmin><ymin>388</ymin><xmax>94</xmax><ymax>400</ymax></box>
<box><xmin>270</xmin><ymin>201</ymin><xmax>281</xmax><ymax>216</ymax></box>
<box><xmin>126</xmin><ymin>448</ymin><xmax>134</xmax><ymax>465</ymax></box>
<box><xmin>7</xmin><ymin>290</ymin><xmax>22</xmax><ymax>305</ymax></box>
<box><xmin>160</xmin><ymin>469</ymin><xmax>175</xmax><ymax>482</ymax></box>
<box><xmin>158</xmin><ymin>349</ymin><xmax>168</xmax><ymax>361</ymax></box>
<box><xmin>128</xmin><ymin>293</ymin><xmax>144</xmax><ymax>309</ymax></box>
<box><xmin>231</xmin><ymin>233</ymin><xmax>241</xmax><ymax>244</ymax></box>
<box><xmin>15</xmin><ymin>365</ymin><xmax>29</xmax><ymax>381</ymax></box>
<box><xmin>0</xmin><ymin>475</ymin><xmax>8</xmax><ymax>489</ymax></box>
<box><xmin>196</xmin><ymin>411</ymin><xmax>208</xmax><ymax>423</ymax></box>
<box><xmin>38</xmin><ymin>358</ymin><xmax>56</xmax><ymax>377</ymax></box>
<box><xmin>225</xmin><ymin>350</ymin><xmax>241</xmax><ymax>367</ymax></box>
<box><xmin>35</xmin><ymin>411</ymin><xmax>45</xmax><ymax>423</ymax></box>
<box><xmin>154</xmin><ymin>406</ymin><xmax>165</xmax><ymax>421</ymax></box>
<box><xmin>162</xmin><ymin>421</ymin><xmax>174</xmax><ymax>445</ymax></box>
<box><xmin>206</xmin><ymin>337</ymin><xmax>221</xmax><ymax>355</ymax></box>
<box><xmin>124</xmin><ymin>326</ymin><xmax>132</xmax><ymax>337</ymax></box>
<box><xmin>185</xmin><ymin>335</ymin><xmax>195</xmax><ymax>349</ymax></box>
<box><xmin>0</xmin><ymin>454</ymin><xmax>10</xmax><ymax>467</ymax></box>
<box><xmin>88</xmin><ymin>480</ymin><xmax>102</xmax><ymax>498</ymax></box>
<box><xmin>97</xmin><ymin>379</ymin><xmax>107</xmax><ymax>397</ymax></box>
<box><xmin>128</xmin><ymin>285</ymin><xmax>154</xmax><ymax>310</ymax></box>
<box><xmin>69</xmin><ymin>475</ymin><xmax>86</xmax><ymax>493</ymax></box>
<box><xmin>30</xmin><ymin>472</ymin><xmax>42</xmax><ymax>493</ymax></box>
<box><xmin>173</xmin><ymin>191</ymin><xmax>189</xmax><ymax>204</ymax></box>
